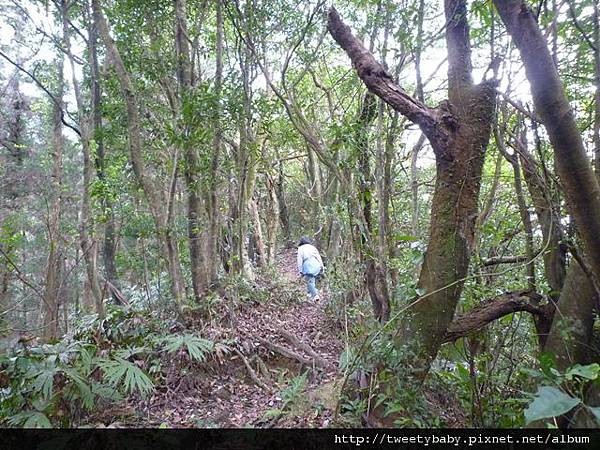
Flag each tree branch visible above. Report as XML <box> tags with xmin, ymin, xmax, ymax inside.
<box><xmin>0</xmin><ymin>50</ymin><xmax>81</xmax><ymax>137</ymax></box>
<box><xmin>481</xmin><ymin>255</ymin><xmax>529</xmax><ymax>266</ymax></box>
<box><xmin>443</xmin><ymin>290</ymin><xmax>544</xmax><ymax>343</ymax></box>
<box><xmin>326</xmin><ymin>7</ymin><xmax>453</xmax><ymax>155</ymax></box>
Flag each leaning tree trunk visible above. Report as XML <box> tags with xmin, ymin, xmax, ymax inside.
<box><xmin>328</xmin><ymin>0</ymin><xmax>496</xmax><ymax>380</ymax></box>
<box><xmin>494</xmin><ymin>3</ymin><xmax>600</xmax><ymax>428</ymax></box>
<box><xmin>93</xmin><ymin>0</ymin><xmax>186</xmax><ymax>310</ymax></box>
<box><xmin>494</xmin><ymin>0</ymin><xmax>600</xmax><ymax>373</ymax></box>
<box><xmin>494</xmin><ymin>0</ymin><xmax>600</xmax><ymax>285</ymax></box>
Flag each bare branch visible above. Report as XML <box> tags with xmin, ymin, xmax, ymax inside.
<box><xmin>0</xmin><ymin>49</ymin><xmax>81</xmax><ymax>137</ymax></box>
<box><xmin>481</xmin><ymin>255</ymin><xmax>528</xmax><ymax>266</ymax></box>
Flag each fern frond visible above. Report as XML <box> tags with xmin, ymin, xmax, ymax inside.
<box><xmin>162</xmin><ymin>334</ymin><xmax>214</xmax><ymax>362</ymax></box>
<box><xmin>7</xmin><ymin>411</ymin><xmax>51</xmax><ymax>428</ymax></box>
<box><xmin>97</xmin><ymin>357</ymin><xmax>154</xmax><ymax>398</ymax></box>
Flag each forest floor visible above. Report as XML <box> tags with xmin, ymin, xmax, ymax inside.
<box><xmin>92</xmin><ymin>248</ymin><xmax>345</xmax><ymax>428</ymax></box>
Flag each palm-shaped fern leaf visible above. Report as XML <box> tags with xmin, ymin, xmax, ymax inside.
<box><xmin>162</xmin><ymin>334</ymin><xmax>214</xmax><ymax>362</ymax></box>
<box><xmin>97</xmin><ymin>357</ymin><xmax>154</xmax><ymax>398</ymax></box>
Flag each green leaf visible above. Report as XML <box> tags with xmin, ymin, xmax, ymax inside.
<box><xmin>8</xmin><ymin>411</ymin><xmax>51</xmax><ymax>428</ymax></box>
<box><xmin>63</xmin><ymin>368</ymin><xmax>94</xmax><ymax>410</ymax></box>
<box><xmin>395</xmin><ymin>234</ymin><xmax>418</xmax><ymax>242</ymax></box>
<box><xmin>33</xmin><ymin>368</ymin><xmax>55</xmax><ymax>401</ymax></box>
<box><xmin>97</xmin><ymin>357</ymin><xmax>154</xmax><ymax>398</ymax></box>
<box><xmin>456</xmin><ymin>363</ymin><xmax>470</xmax><ymax>383</ymax></box>
<box><xmin>162</xmin><ymin>334</ymin><xmax>214</xmax><ymax>363</ymax></box>
<box><xmin>338</xmin><ymin>348</ymin><xmax>354</xmax><ymax>371</ymax></box>
<box><xmin>23</xmin><ymin>412</ymin><xmax>51</xmax><ymax>428</ymax></box>
<box><xmin>262</xmin><ymin>408</ymin><xmax>282</xmax><ymax>419</ymax></box>
<box><xmin>565</xmin><ymin>364</ymin><xmax>600</xmax><ymax>381</ymax></box>
<box><xmin>415</xmin><ymin>287</ymin><xmax>426</xmax><ymax>297</ymax></box>
<box><xmin>524</xmin><ymin>386</ymin><xmax>580</xmax><ymax>424</ymax></box>
<box><xmin>539</xmin><ymin>352</ymin><xmax>557</xmax><ymax>378</ymax></box>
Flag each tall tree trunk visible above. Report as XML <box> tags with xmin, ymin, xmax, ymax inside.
<box><xmin>264</xmin><ymin>174</ymin><xmax>279</xmax><ymax>264</ymax></box>
<box><xmin>494</xmin><ymin>2</ymin><xmax>600</xmax><ymax>385</ymax></box>
<box><xmin>355</xmin><ymin>92</ymin><xmax>390</xmax><ymax>322</ymax></box>
<box><xmin>383</xmin><ymin>112</ymin><xmax>399</xmax><ymax>286</ymax></box>
<box><xmin>176</xmin><ymin>0</ymin><xmax>210</xmax><ymax>300</ymax></box>
<box><xmin>65</xmin><ymin>1</ymin><xmax>104</xmax><ymax>318</ymax></box>
<box><xmin>494</xmin><ymin>0</ymin><xmax>600</xmax><ymax>285</ymax></box>
<box><xmin>0</xmin><ymin>47</ymin><xmax>27</xmax><ymax>329</ymax></box>
<box><xmin>250</xmin><ymin>197</ymin><xmax>267</xmax><ymax>267</ymax></box>
<box><xmin>42</xmin><ymin>35</ymin><xmax>65</xmax><ymax>340</ymax></box>
<box><xmin>276</xmin><ymin>156</ymin><xmax>291</xmax><ymax>244</ymax></box>
<box><xmin>328</xmin><ymin>0</ymin><xmax>496</xmax><ymax>379</ymax></box>
<box><xmin>88</xmin><ymin>2</ymin><xmax>120</xmax><ymax>302</ymax></box>
<box><xmin>231</xmin><ymin>12</ymin><xmax>256</xmax><ymax>278</ymax></box>
<box><xmin>93</xmin><ymin>0</ymin><xmax>186</xmax><ymax>310</ymax></box>
<box><xmin>544</xmin><ymin>262</ymin><xmax>598</xmax><ymax>370</ymax></box>
<box><xmin>410</xmin><ymin>134</ymin><xmax>425</xmax><ymax>237</ymax></box>
<box><xmin>88</xmin><ymin>2</ymin><xmax>119</xmax><ymax>301</ymax></box>
<box><xmin>594</xmin><ymin>0</ymin><xmax>600</xmax><ymax>180</ymax></box>
<box><xmin>206</xmin><ymin>0</ymin><xmax>224</xmax><ymax>283</ymax></box>
<box><xmin>496</xmin><ymin>124</ymin><xmax>535</xmax><ymax>291</ymax></box>
<box><xmin>517</xmin><ymin>127</ymin><xmax>566</xmax><ymax>298</ymax></box>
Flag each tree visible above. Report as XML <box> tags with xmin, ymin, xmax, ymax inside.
<box><xmin>493</xmin><ymin>0</ymin><xmax>600</xmax><ymax>370</ymax></box>
<box><xmin>328</xmin><ymin>0</ymin><xmax>497</xmax><ymax>379</ymax></box>
<box><xmin>92</xmin><ymin>0</ymin><xmax>187</xmax><ymax>311</ymax></box>
<box><xmin>42</xmin><ymin>0</ymin><xmax>67</xmax><ymax>339</ymax></box>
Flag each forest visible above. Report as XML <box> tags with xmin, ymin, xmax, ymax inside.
<box><xmin>1</xmin><ymin>0</ymin><xmax>600</xmax><ymax>431</ymax></box>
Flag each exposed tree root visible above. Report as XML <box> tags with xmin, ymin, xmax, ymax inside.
<box><xmin>257</xmin><ymin>337</ymin><xmax>327</xmax><ymax>369</ymax></box>
<box><xmin>276</xmin><ymin>329</ymin><xmax>329</xmax><ymax>368</ymax></box>
<box><xmin>234</xmin><ymin>348</ymin><xmax>272</xmax><ymax>392</ymax></box>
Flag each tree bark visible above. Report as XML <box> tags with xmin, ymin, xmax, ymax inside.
<box><xmin>176</xmin><ymin>0</ymin><xmax>210</xmax><ymax>300</ymax></box>
<box><xmin>543</xmin><ymin>262</ymin><xmax>598</xmax><ymax>370</ymax></box>
<box><xmin>250</xmin><ymin>197</ymin><xmax>267</xmax><ymax>267</ymax></box>
<box><xmin>443</xmin><ymin>290</ymin><xmax>544</xmax><ymax>344</ymax></box>
<box><xmin>93</xmin><ymin>0</ymin><xmax>186</xmax><ymax>310</ymax></box>
<box><xmin>328</xmin><ymin>1</ymin><xmax>496</xmax><ymax>379</ymax></box>
<box><xmin>493</xmin><ymin>0</ymin><xmax>600</xmax><ymax>285</ymax></box>
<box><xmin>206</xmin><ymin>0</ymin><xmax>224</xmax><ymax>283</ymax></box>
<box><xmin>264</xmin><ymin>174</ymin><xmax>279</xmax><ymax>264</ymax></box>
<box><xmin>42</xmin><ymin>21</ymin><xmax>65</xmax><ymax>339</ymax></box>
<box><xmin>515</xmin><ymin>129</ymin><xmax>566</xmax><ymax>298</ymax></box>
<box><xmin>88</xmin><ymin>2</ymin><xmax>119</xmax><ymax>302</ymax></box>
<box><xmin>355</xmin><ymin>91</ymin><xmax>390</xmax><ymax>322</ymax></box>
<box><xmin>496</xmin><ymin>123</ymin><xmax>535</xmax><ymax>290</ymax></box>
<box><xmin>594</xmin><ymin>0</ymin><xmax>600</xmax><ymax>180</ymax></box>
<box><xmin>64</xmin><ymin>2</ymin><xmax>105</xmax><ymax>319</ymax></box>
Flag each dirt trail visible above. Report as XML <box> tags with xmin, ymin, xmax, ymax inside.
<box><xmin>126</xmin><ymin>248</ymin><xmax>343</xmax><ymax>428</ymax></box>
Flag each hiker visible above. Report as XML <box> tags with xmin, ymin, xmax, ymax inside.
<box><xmin>297</xmin><ymin>236</ymin><xmax>324</xmax><ymax>301</ymax></box>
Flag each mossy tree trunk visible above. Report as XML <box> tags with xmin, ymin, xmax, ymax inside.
<box><xmin>328</xmin><ymin>0</ymin><xmax>496</xmax><ymax>380</ymax></box>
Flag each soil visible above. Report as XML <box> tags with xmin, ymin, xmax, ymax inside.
<box><xmin>98</xmin><ymin>248</ymin><xmax>344</xmax><ymax>428</ymax></box>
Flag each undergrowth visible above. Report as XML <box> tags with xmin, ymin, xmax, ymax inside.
<box><xmin>0</xmin><ymin>305</ymin><xmax>222</xmax><ymax>427</ymax></box>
